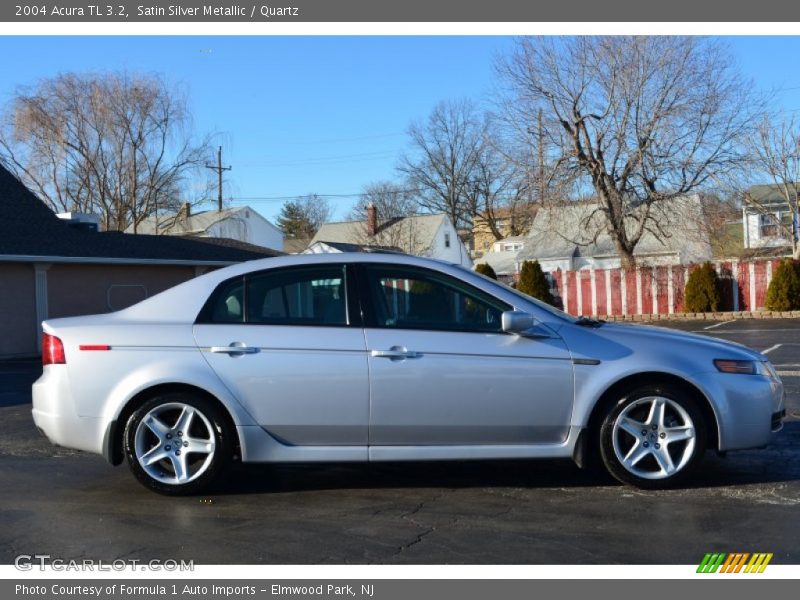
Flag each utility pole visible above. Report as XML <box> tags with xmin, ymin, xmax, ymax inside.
<box><xmin>206</xmin><ymin>146</ymin><xmax>232</xmax><ymax>212</ymax></box>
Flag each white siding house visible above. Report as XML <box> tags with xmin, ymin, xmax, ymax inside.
<box><xmin>127</xmin><ymin>205</ymin><xmax>284</xmax><ymax>253</ymax></box>
<box><xmin>516</xmin><ymin>194</ymin><xmax>714</xmax><ymax>273</ymax></box>
<box><xmin>307</xmin><ymin>211</ymin><xmax>472</xmax><ymax>268</ymax></box>
<box><xmin>742</xmin><ymin>185</ymin><xmax>798</xmax><ymax>251</ymax></box>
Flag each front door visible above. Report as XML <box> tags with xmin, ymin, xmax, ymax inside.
<box><xmin>359</xmin><ymin>264</ymin><xmax>574</xmax><ymax>446</ymax></box>
<box><xmin>193</xmin><ymin>264</ymin><xmax>369</xmax><ymax>446</ymax></box>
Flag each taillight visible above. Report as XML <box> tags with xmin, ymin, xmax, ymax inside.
<box><xmin>42</xmin><ymin>333</ymin><xmax>66</xmax><ymax>365</ymax></box>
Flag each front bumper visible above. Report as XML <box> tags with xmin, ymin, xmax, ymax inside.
<box><xmin>32</xmin><ymin>365</ymin><xmax>105</xmax><ymax>456</ymax></box>
<box><xmin>696</xmin><ymin>369</ymin><xmax>785</xmax><ymax>452</ymax></box>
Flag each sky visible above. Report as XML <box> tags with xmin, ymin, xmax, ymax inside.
<box><xmin>2</xmin><ymin>35</ymin><xmax>800</xmax><ymax>223</ymax></box>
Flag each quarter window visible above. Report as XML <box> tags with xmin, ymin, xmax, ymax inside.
<box><xmin>363</xmin><ymin>266</ymin><xmax>509</xmax><ymax>333</ymax></box>
<box><xmin>204</xmin><ymin>277</ymin><xmax>244</xmax><ymax>323</ymax></box>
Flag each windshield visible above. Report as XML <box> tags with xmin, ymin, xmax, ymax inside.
<box><xmin>462</xmin><ymin>267</ymin><xmax>579</xmax><ymax>323</ymax></box>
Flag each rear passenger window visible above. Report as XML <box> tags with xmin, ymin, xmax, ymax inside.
<box><xmin>247</xmin><ymin>267</ymin><xmax>347</xmax><ymax>326</ymax></box>
<box><xmin>196</xmin><ymin>266</ymin><xmax>349</xmax><ymax>326</ymax></box>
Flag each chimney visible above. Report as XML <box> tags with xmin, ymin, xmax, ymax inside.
<box><xmin>367</xmin><ymin>203</ymin><xmax>377</xmax><ymax>237</ymax></box>
<box><xmin>179</xmin><ymin>202</ymin><xmax>191</xmax><ymax>219</ymax></box>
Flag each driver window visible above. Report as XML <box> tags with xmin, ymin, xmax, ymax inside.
<box><xmin>364</xmin><ymin>266</ymin><xmax>509</xmax><ymax>333</ymax></box>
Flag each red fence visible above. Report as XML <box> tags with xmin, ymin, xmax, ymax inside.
<box><xmin>547</xmin><ymin>259</ymin><xmax>784</xmax><ymax>317</ymax></box>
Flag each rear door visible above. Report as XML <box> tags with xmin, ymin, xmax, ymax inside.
<box><xmin>193</xmin><ymin>263</ymin><xmax>369</xmax><ymax>446</ymax></box>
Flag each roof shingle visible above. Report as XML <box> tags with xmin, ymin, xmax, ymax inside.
<box><xmin>0</xmin><ymin>164</ymin><xmax>273</xmax><ymax>264</ymax></box>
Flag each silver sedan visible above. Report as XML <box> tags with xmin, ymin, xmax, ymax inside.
<box><xmin>32</xmin><ymin>253</ymin><xmax>785</xmax><ymax>494</ymax></box>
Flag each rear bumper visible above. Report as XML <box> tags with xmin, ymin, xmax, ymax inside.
<box><xmin>32</xmin><ymin>365</ymin><xmax>105</xmax><ymax>456</ymax></box>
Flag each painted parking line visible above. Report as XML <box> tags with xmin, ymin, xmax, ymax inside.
<box><xmin>777</xmin><ymin>371</ymin><xmax>800</xmax><ymax>377</ymax></box>
<box><xmin>763</xmin><ymin>344</ymin><xmax>783</xmax><ymax>355</ymax></box>
<box><xmin>692</xmin><ymin>329</ymin><xmax>800</xmax><ymax>335</ymax></box>
<box><xmin>703</xmin><ymin>321</ymin><xmax>734</xmax><ymax>330</ymax></box>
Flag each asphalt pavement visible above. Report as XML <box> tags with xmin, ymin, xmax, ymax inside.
<box><xmin>1</xmin><ymin>319</ymin><xmax>798</xmax><ymax>565</ymax></box>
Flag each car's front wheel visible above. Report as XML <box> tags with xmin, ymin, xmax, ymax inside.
<box><xmin>123</xmin><ymin>393</ymin><xmax>233</xmax><ymax>495</ymax></box>
<box><xmin>599</xmin><ymin>384</ymin><xmax>707</xmax><ymax>489</ymax></box>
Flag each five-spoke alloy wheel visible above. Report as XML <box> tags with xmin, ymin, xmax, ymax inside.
<box><xmin>599</xmin><ymin>384</ymin><xmax>707</xmax><ymax>488</ymax></box>
<box><xmin>124</xmin><ymin>393</ymin><xmax>233</xmax><ymax>495</ymax></box>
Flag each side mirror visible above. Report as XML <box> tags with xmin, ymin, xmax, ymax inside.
<box><xmin>501</xmin><ymin>310</ymin><xmax>536</xmax><ymax>335</ymax></box>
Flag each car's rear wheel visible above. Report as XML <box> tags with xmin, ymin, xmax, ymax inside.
<box><xmin>599</xmin><ymin>384</ymin><xmax>706</xmax><ymax>489</ymax></box>
<box><xmin>123</xmin><ymin>393</ymin><xmax>233</xmax><ymax>495</ymax></box>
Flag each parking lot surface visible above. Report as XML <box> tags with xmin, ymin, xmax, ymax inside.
<box><xmin>1</xmin><ymin>318</ymin><xmax>798</xmax><ymax>565</ymax></box>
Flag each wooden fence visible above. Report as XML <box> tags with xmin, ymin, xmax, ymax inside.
<box><xmin>544</xmin><ymin>259</ymin><xmax>785</xmax><ymax>316</ymax></box>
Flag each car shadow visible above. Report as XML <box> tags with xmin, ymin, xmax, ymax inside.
<box><xmin>216</xmin><ymin>458</ymin><xmax>610</xmax><ymax>496</ymax></box>
<box><xmin>0</xmin><ymin>359</ymin><xmax>42</xmax><ymax>407</ymax></box>
<box><xmin>212</xmin><ymin>421</ymin><xmax>800</xmax><ymax>496</ymax></box>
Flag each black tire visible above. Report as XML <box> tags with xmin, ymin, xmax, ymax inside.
<box><xmin>123</xmin><ymin>392</ymin><xmax>234</xmax><ymax>496</ymax></box>
<box><xmin>599</xmin><ymin>383</ymin><xmax>707</xmax><ymax>489</ymax></box>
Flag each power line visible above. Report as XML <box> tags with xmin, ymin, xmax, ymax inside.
<box><xmin>277</xmin><ymin>131</ymin><xmax>406</xmax><ymax>146</ymax></box>
<box><xmin>237</xmin><ymin>150</ymin><xmax>398</xmax><ymax>168</ymax></box>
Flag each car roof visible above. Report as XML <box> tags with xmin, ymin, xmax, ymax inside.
<box><xmin>217</xmin><ymin>251</ymin><xmax>459</xmax><ymax>276</ymax></box>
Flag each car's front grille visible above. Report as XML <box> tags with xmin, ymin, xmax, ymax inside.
<box><xmin>771</xmin><ymin>409</ymin><xmax>786</xmax><ymax>432</ymax></box>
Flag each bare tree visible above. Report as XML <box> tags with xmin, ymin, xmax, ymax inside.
<box><xmin>348</xmin><ymin>181</ymin><xmax>424</xmax><ymax>252</ymax></box>
<box><xmin>498</xmin><ymin>36</ymin><xmax>758</xmax><ymax>269</ymax></box>
<box><xmin>470</xmin><ymin>129</ymin><xmax>532</xmax><ymax>241</ymax></box>
<box><xmin>398</xmin><ymin>99</ymin><xmax>484</xmax><ymax>231</ymax></box>
<box><xmin>399</xmin><ymin>101</ymin><xmax>536</xmax><ymax>243</ymax></box>
<box><xmin>0</xmin><ymin>72</ymin><xmax>212</xmax><ymax>231</ymax></box>
<box><xmin>746</xmin><ymin>115</ymin><xmax>800</xmax><ymax>258</ymax></box>
<box><xmin>350</xmin><ymin>180</ymin><xmax>419</xmax><ymax>223</ymax></box>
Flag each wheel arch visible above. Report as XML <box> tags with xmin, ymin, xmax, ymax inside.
<box><xmin>576</xmin><ymin>371</ymin><xmax>720</xmax><ymax>467</ymax></box>
<box><xmin>104</xmin><ymin>383</ymin><xmax>241</xmax><ymax>466</ymax></box>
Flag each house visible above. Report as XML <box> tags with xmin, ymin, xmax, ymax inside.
<box><xmin>471</xmin><ymin>206</ymin><xmax>536</xmax><ymax>258</ymax></box>
<box><xmin>127</xmin><ymin>204</ymin><xmax>284</xmax><ymax>253</ymax></box>
<box><xmin>306</xmin><ymin>206</ymin><xmax>473</xmax><ymax>268</ymax></box>
<box><xmin>283</xmin><ymin>236</ymin><xmax>313</xmax><ymax>254</ymax></box>
<box><xmin>516</xmin><ymin>194</ymin><xmax>713</xmax><ymax>272</ymax></box>
<box><xmin>470</xmin><ymin>236</ymin><xmax>528</xmax><ymax>283</ymax></box>
<box><xmin>474</xmin><ymin>250</ymin><xmax>520</xmax><ymax>284</ymax></box>
<box><xmin>490</xmin><ymin>235</ymin><xmax>526</xmax><ymax>254</ymax></box>
<box><xmin>742</xmin><ymin>184</ymin><xmax>799</xmax><ymax>252</ymax></box>
<box><xmin>0</xmin><ymin>165</ymin><xmax>278</xmax><ymax>358</ymax></box>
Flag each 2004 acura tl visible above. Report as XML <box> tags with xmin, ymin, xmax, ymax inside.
<box><xmin>32</xmin><ymin>253</ymin><xmax>785</xmax><ymax>494</ymax></box>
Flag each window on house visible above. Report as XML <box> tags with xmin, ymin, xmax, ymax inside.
<box><xmin>760</xmin><ymin>213</ymin><xmax>781</xmax><ymax>238</ymax></box>
<box><xmin>444</xmin><ymin>233</ymin><xmax>451</xmax><ymax>248</ymax></box>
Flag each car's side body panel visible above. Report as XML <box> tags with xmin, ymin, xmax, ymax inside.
<box><xmin>365</xmin><ymin>327</ymin><xmax>574</xmax><ymax>445</ymax></box>
<box><xmin>194</xmin><ymin>324</ymin><xmax>370</xmax><ymax>445</ymax></box>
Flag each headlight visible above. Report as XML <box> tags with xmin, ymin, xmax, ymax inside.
<box><xmin>713</xmin><ymin>359</ymin><xmax>768</xmax><ymax>375</ymax></box>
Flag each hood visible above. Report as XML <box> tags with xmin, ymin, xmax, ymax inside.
<box><xmin>591</xmin><ymin>321</ymin><xmax>765</xmax><ymax>361</ymax></box>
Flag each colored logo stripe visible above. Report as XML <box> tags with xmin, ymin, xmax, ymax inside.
<box><xmin>697</xmin><ymin>553</ymin><xmax>726</xmax><ymax>573</ymax></box>
<box><xmin>697</xmin><ymin>553</ymin><xmax>772</xmax><ymax>573</ymax></box>
<box><xmin>744</xmin><ymin>553</ymin><xmax>773</xmax><ymax>573</ymax></box>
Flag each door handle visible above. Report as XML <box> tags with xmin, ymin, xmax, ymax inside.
<box><xmin>209</xmin><ymin>343</ymin><xmax>259</xmax><ymax>355</ymax></box>
<box><xmin>371</xmin><ymin>347</ymin><xmax>422</xmax><ymax>360</ymax></box>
